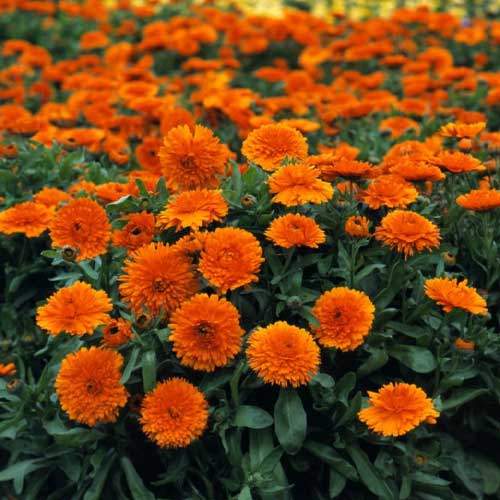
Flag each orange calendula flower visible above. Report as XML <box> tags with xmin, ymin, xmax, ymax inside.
<box><xmin>157</xmin><ymin>189</ymin><xmax>228</xmax><ymax>232</ymax></box>
<box><xmin>0</xmin><ymin>201</ymin><xmax>53</xmax><ymax>238</ymax></box>
<box><xmin>119</xmin><ymin>242</ymin><xmax>199</xmax><ymax>317</ymax></box>
<box><xmin>36</xmin><ymin>281</ymin><xmax>112</xmax><ymax>336</ymax></box>
<box><xmin>265</xmin><ymin>213</ymin><xmax>325</xmax><ymax>248</ymax></box>
<box><xmin>359</xmin><ymin>175</ymin><xmax>418</xmax><ymax>210</ymax></box>
<box><xmin>312</xmin><ymin>287</ymin><xmax>375</xmax><ymax>351</ymax></box>
<box><xmin>246</xmin><ymin>321</ymin><xmax>320</xmax><ymax>387</ymax></box>
<box><xmin>198</xmin><ymin>227</ymin><xmax>263</xmax><ymax>293</ymax></box>
<box><xmin>112</xmin><ymin>211</ymin><xmax>156</xmax><ymax>252</ymax></box>
<box><xmin>389</xmin><ymin>160</ymin><xmax>445</xmax><ymax>182</ymax></box>
<box><xmin>158</xmin><ymin>124</ymin><xmax>231</xmax><ymax>192</ymax></box>
<box><xmin>424</xmin><ymin>277</ymin><xmax>487</xmax><ymax>315</ymax></box>
<box><xmin>345</xmin><ymin>215</ymin><xmax>370</xmax><ymax>237</ymax></box>
<box><xmin>55</xmin><ymin>347</ymin><xmax>128</xmax><ymax>426</ymax></box>
<box><xmin>456</xmin><ymin>188</ymin><xmax>500</xmax><ymax>211</ymax></box>
<box><xmin>374</xmin><ymin>210</ymin><xmax>441</xmax><ymax>258</ymax></box>
<box><xmin>319</xmin><ymin>159</ymin><xmax>372</xmax><ymax>181</ymax></box>
<box><xmin>242</xmin><ymin>123</ymin><xmax>308</xmax><ymax>172</ymax></box>
<box><xmin>0</xmin><ymin>363</ymin><xmax>16</xmax><ymax>377</ymax></box>
<box><xmin>431</xmin><ymin>151</ymin><xmax>485</xmax><ymax>174</ymax></box>
<box><xmin>140</xmin><ymin>378</ymin><xmax>208</xmax><ymax>448</ymax></box>
<box><xmin>169</xmin><ymin>294</ymin><xmax>243</xmax><ymax>371</ymax></box>
<box><xmin>454</xmin><ymin>338</ymin><xmax>475</xmax><ymax>350</ymax></box>
<box><xmin>268</xmin><ymin>163</ymin><xmax>334</xmax><ymax>206</ymax></box>
<box><xmin>33</xmin><ymin>187</ymin><xmax>71</xmax><ymax>208</ymax></box>
<box><xmin>439</xmin><ymin>121</ymin><xmax>486</xmax><ymax>139</ymax></box>
<box><xmin>379</xmin><ymin>116</ymin><xmax>420</xmax><ymax>139</ymax></box>
<box><xmin>101</xmin><ymin>318</ymin><xmax>134</xmax><ymax>347</ymax></box>
<box><xmin>358</xmin><ymin>383</ymin><xmax>439</xmax><ymax>437</ymax></box>
<box><xmin>49</xmin><ymin>197</ymin><xmax>111</xmax><ymax>261</ymax></box>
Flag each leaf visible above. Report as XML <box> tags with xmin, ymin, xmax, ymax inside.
<box><xmin>83</xmin><ymin>456</ymin><xmax>115</xmax><ymax>500</ymax></box>
<box><xmin>259</xmin><ymin>447</ymin><xmax>284</xmax><ymax>475</ymax></box>
<box><xmin>234</xmin><ymin>405</ymin><xmax>273</xmax><ymax>429</ymax></box>
<box><xmin>142</xmin><ymin>350</ymin><xmax>156</xmax><ymax>393</ymax></box>
<box><xmin>120</xmin><ymin>457</ymin><xmax>155</xmax><ymax>500</ymax></box>
<box><xmin>0</xmin><ymin>459</ymin><xmax>46</xmax><ymax>486</ymax></box>
<box><xmin>334</xmin><ymin>372</ymin><xmax>356</xmax><ymax>405</ymax></box>
<box><xmin>249</xmin><ymin>428</ymin><xmax>274</xmax><ymax>471</ymax></box>
<box><xmin>120</xmin><ymin>347</ymin><xmax>140</xmax><ymax>384</ymax></box>
<box><xmin>329</xmin><ymin>470</ymin><xmax>346</xmax><ymax>498</ymax></box>
<box><xmin>357</xmin><ymin>348</ymin><xmax>388</xmax><ymax>378</ymax></box>
<box><xmin>311</xmin><ymin>373</ymin><xmax>335</xmax><ymax>388</ymax></box>
<box><xmin>237</xmin><ymin>485</ymin><xmax>253</xmax><ymax>500</ymax></box>
<box><xmin>441</xmin><ymin>388</ymin><xmax>489</xmax><ymax>412</ymax></box>
<box><xmin>389</xmin><ymin>345</ymin><xmax>436</xmax><ymax>373</ymax></box>
<box><xmin>274</xmin><ymin>389</ymin><xmax>306</xmax><ymax>455</ymax></box>
<box><xmin>470</xmin><ymin>453</ymin><xmax>500</xmax><ymax>495</ymax></box>
<box><xmin>303</xmin><ymin>441</ymin><xmax>357</xmax><ymax>481</ymax></box>
<box><xmin>199</xmin><ymin>370</ymin><xmax>233</xmax><ymax>395</ymax></box>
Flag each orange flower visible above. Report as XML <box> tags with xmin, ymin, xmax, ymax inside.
<box><xmin>374</xmin><ymin>210</ymin><xmax>441</xmax><ymax>258</ymax></box>
<box><xmin>312</xmin><ymin>287</ymin><xmax>375</xmax><ymax>351</ymax></box>
<box><xmin>389</xmin><ymin>160</ymin><xmax>445</xmax><ymax>182</ymax></box>
<box><xmin>157</xmin><ymin>189</ymin><xmax>228</xmax><ymax>232</ymax></box>
<box><xmin>140</xmin><ymin>378</ymin><xmax>208</xmax><ymax>448</ymax></box>
<box><xmin>55</xmin><ymin>347</ymin><xmax>128</xmax><ymax>426</ymax></box>
<box><xmin>158</xmin><ymin>124</ymin><xmax>231</xmax><ymax>192</ymax></box>
<box><xmin>0</xmin><ymin>363</ymin><xmax>16</xmax><ymax>377</ymax></box>
<box><xmin>431</xmin><ymin>151</ymin><xmax>485</xmax><ymax>174</ymax></box>
<box><xmin>358</xmin><ymin>383</ymin><xmax>439</xmax><ymax>437</ymax></box>
<box><xmin>101</xmin><ymin>318</ymin><xmax>134</xmax><ymax>347</ymax></box>
<box><xmin>169</xmin><ymin>294</ymin><xmax>243</xmax><ymax>371</ymax></box>
<box><xmin>268</xmin><ymin>163</ymin><xmax>334</xmax><ymax>206</ymax></box>
<box><xmin>246</xmin><ymin>321</ymin><xmax>320</xmax><ymax>387</ymax></box>
<box><xmin>345</xmin><ymin>215</ymin><xmax>370</xmax><ymax>237</ymax></box>
<box><xmin>119</xmin><ymin>242</ymin><xmax>199</xmax><ymax>317</ymax></box>
<box><xmin>242</xmin><ymin>124</ymin><xmax>308</xmax><ymax>172</ymax></box>
<box><xmin>359</xmin><ymin>175</ymin><xmax>418</xmax><ymax>210</ymax></box>
<box><xmin>454</xmin><ymin>338</ymin><xmax>475</xmax><ymax>350</ymax></box>
<box><xmin>33</xmin><ymin>187</ymin><xmax>71</xmax><ymax>208</ymax></box>
<box><xmin>456</xmin><ymin>188</ymin><xmax>500</xmax><ymax>211</ymax></box>
<box><xmin>198</xmin><ymin>227</ymin><xmax>263</xmax><ymax>293</ymax></box>
<box><xmin>265</xmin><ymin>213</ymin><xmax>325</xmax><ymax>248</ymax></box>
<box><xmin>439</xmin><ymin>121</ymin><xmax>486</xmax><ymax>139</ymax></box>
<box><xmin>424</xmin><ymin>277</ymin><xmax>487</xmax><ymax>315</ymax></box>
<box><xmin>36</xmin><ymin>281</ymin><xmax>112</xmax><ymax>336</ymax></box>
<box><xmin>49</xmin><ymin>197</ymin><xmax>111</xmax><ymax>261</ymax></box>
<box><xmin>112</xmin><ymin>211</ymin><xmax>156</xmax><ymax>252</ymax></box>
<box><xmin>319</xmin><ymin>159</ymin><xmax>372</xmax><ymax>181</ymax></box>
<box><xmin>0</xmin><ymin>201</ymin><xmax>53</xmax><ymax>238</ymax></box>
<box><xmin>379</xmin><ymin>116</ymin><xmax>420</xmax><ymax>139</ymax></box>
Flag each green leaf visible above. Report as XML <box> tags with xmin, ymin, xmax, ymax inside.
<box><xmin>0</xmin><ymin>459</ymin><xmax>46</xmax><ymax>487</ymax></box>
<box><xmin>238</xmin><ymin>485</ymin><xmax>253</xmax><ymax>500</ymax></box>
<box><xmin>311</xmin><ymin>373</ymin><xmax>335</xmax><ymax>388</ymax></box>
<box><xmin>329</xmin><ymin>470</ymin><xmax>346</xmax><ymax>498</ymax></box>
<box><xmin>120</xmin><ymin>457</ymin><xmax>155</xmax><ymax>500</ymax></box>
<box><xmin>274</xmin><ymin>389</ymin><xmax>306</xmax><ymax>455</ymax></box>
<box><xmin>470</xmin><ymin>453</ymin><xmax>500</xmax><ymax>495</ymax></box>
<box><xmin>304</xmin><ymin>441</ymin><xmax>357</xmax><ymax>481</ymax></box>
<box><xmin>83</xmin><ymin>455</ymin><xmax>115</xmax><ymax>500</ymax></box>
<box><xmin>334</xmin><ymin>372</ymin><xmax>356</xmax><ymax>405</ymax></box>
<box><xmin>249</xmin><ymin>428</ymin><xmax>274</xmax><ymax>471</ymax></box>
<box><xmin>142</xmin><ymin>350</ymin><xmax>156</xmax><ymax>393</ymax></box>
<box><xmin>120</xmin><ymin>347</ymin><xmax>140</xmax><ymax>384</ymax></box>
<box><xmin>389</xmin><ymin>345</ymin><xmax>436</xmax><ymax>373</ymax></box>
<box><xmin>441</xmin><ymin>388</ymin><xmax>489</xmax><ymax>412</ymax></box>
<box><xmin>234</xmin><ymin>405</ymin><xmax>273</xmax><ymax>429</ymax></box>
<box><xmin>259</xmin><ymin>447</ymin><xmax>284</xmax><ymax>475</ymax></box>
<box><xmin>357</xmin><ymin>348</ymin><xmax>388</xmax><ymax>378</ymax></box>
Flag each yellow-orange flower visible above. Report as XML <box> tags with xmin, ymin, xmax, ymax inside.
<box><xmin>312</xmin><ymin>287</ymin><xmax>375</xmax><ymax>351</ymax></box>
<box><xmin>359</xmin><ymin>383</ymin><xmax>439</xmax><ymax>437</ymax></box>
<box><xmin>246</xmin><ymin>321</ymin><xmax>320</xmax><ymax>387</ymax></box>
<box><xmin>242</xmin><ymin>124</ymin><xmax>308</xmax><ymax>172</ymax></box>
<box><xmin>158</xmin><ymin>124</ymin><xmax>231</xmax><ymax>192</ymax></box>
<box><xmin>49</xmin><ymin>197</ymin><xmax>111</xmax><ymax>261</ymax></box>
<box><xmin>345</xmin><ymin>215</ymin><xmax>370</xmax><ymax>237</ymax></box>
<box><xmin>265</xmin><ymin>213</ymin><xmax>325</xmax><ymax>248</ymax></box>
<box><xmin>379</xmin><ymin>116</ymin><xmax>420</xmax><ymax>139</ymax></box>
<box><xmin>157</xmin><ymin>189</ymin><xmax>228</xmax><ymax>232</ymax></box>
<box><xmin>454</xmin><ymin>338</ymin><xmax>475</xmax><ymax>350</ymax></box>
<box><xmin>374</xmin><ymin>210</ymin><xmax>441</xmax><ymax>258</ymax></box>
<box><xmin>101</xmin><ymin>318</ymin><xmax>134</xmax><ymax>347</ymax></box>
<box><xmin>359</xmin><ymin>175</ymin><xmax>418</xmax><ymax>210</ymax></box>
<box><xmin>140</xmin><ymin>378</ymin><xmax>208</xmax><ymax>448</ymax></box>
<box><xmin>198</xmin><ymin>227</ymin><xmax>263</xmax><ymax>293</ymax></box>
<box><xmin>0</xmin><ymin>363</ymin><xmax>16</xmax><ymax>377</ymax></box>
<box><xmin>439</xmin><ymin>121</ymin><xmax>486</xmax><ymax>139</ymax></box>
<box><xmin>268</xmin><ymin>163</ymin><xmax>334</xmax><ymax>206</ymax></box>
<box><xmin>389</xmin><ymin>160</ymin><xmax>445</xmax><ymax>182</ymax></box>
<box><xmin>0</xmin><ymin>201</ymin><xmax>53</xmax><ymax>238</ymax></box>
<box><xmin>456</xmin><ymin>188</ymin><xmax>500</xmax><ymax>211</ymax></box>
<box><xmin>36</xmin><ymin>281</ymin><xmax>112</xmax><ymax>336</ymax></box>
<box><xmin>119</xmin><ymin>242</ymin><xmax>199</xmax><ymax>317</ymax></box>
<box><xmin>111</xmin><ymin>211</ymin><xmax>156</xmax><ymax>252</ymax></box>
<box><xmin>55</xmin><ymin>347</ymin><xmax>128</xmax><ymax>426</ymax></box>
<box><xmin>424</xmin><ymin>277</ymin><xmax>487</xmax><ymax>315</ymax></box>
<box><xmin>33</xmin><ymin>187</ymin><xmax>71</xmax><ymax>208</ymax></box>
<box><xmin>169</xmin><ymin>294</ymin><xmax>243</xmax><ymax>371</ymax></box>
<box><xmin>431</xmin><ymin>151</ymin><xmax>485</xmax><ymax>174</ymax></box>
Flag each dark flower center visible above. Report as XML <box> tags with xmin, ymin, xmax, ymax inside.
<box><xmin>86</xmin><ymin>380</ymin><xmax>101</xmax><ymax>395</ymax></box>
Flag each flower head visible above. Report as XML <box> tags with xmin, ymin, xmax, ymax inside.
<box><xmin>112</xmin><ymin>211</ymin><xmax>156</xmax><ymax>252</ymax></box>
<box><xmin>246</xmin><ymin>321</ymin><xmax>320</xmax><ymax>387</ymax></box>
<box><xmin>55</xmin><ymin>347</ymin><xmax>128</xmax><ymax>426</ymax></box>
<box><xmin>345</xmin><ymin>215</ymin><xmax>370</xmax><ymax>237</ymax></box>
<box><xmin>36</xmin><ymin>281</ymin><xmax>112</xmax><ymax>336</ymax></box>
<box><xmin>140</xmin><ymin>378</ymin><xmax>208</xmax><ymax>448</ymax></box>
<box><xmin>312</xmin><ymin>287</ymin><xmax>375</xmax><ymax>351</ymax></box>
<box><xmin>358</xmin><ymin>382</ymin><xmax>439</xmax><ymax>437</ymax></box>
<box><xmin>33</xmin><ymin>187</ymin><xmax>71</xmax><ymax>208</ymax></box>
<box><xmin>102</xmin><ymin>318</ymin><xmax>134</xmax><ymax>347</ymax></box>
<box><xmin>359</xmin><ymin>175</ymin><xmax>418</xmax><ymax>210</ymax></box>
<box><xmin>265</xmin><ymin>213</ymin><xmax>325</xmax><ymax>248</ymax></box>
<box><xmin>0</xmin><ymin>201</ymin><xmax>53</xmax><ymax>238</ymax></box>
<box><xmin>0</xmin><ymin>363</ymin><xmax>16</xmax><ymax>377</ymax></box>
<box><xmin>456</xmin><ymin>188</ymin><xmax>500</xmax><ymax>211</ymax></box>
<box><xmin>431</xmin><ymin>151</ymin><xmax>485</xmax><ymax>174</ymax></box>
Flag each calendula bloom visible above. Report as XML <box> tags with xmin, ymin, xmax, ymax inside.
<box><xmin>169</xmin><ymin>294</ymin><xmax>243</xmax><ymax>371</ymax></box>
<box><xmin>0</xmin><ymin>363</ymin><xmax>16</xmax><ymax>377</ymax></box>
<box><xmin>374</xmin><ymin>210</ymin><xmax>441</xmax><ymax>258</ymax></box>
<box><xmin>312</xmin><ymin>287</ymin><xmax>375</xmax><ymax>351</ymax></box>
<box><xmin>0</xmin><ymin>201</ymin><xmax>53</xmax><ymax>237</ymax></box>
<box><xmin>242</xmin><ymin>123</ymin><xmax>308</xmax><ymax>172</ymax></box>
<box><xmin>359</xmin><ymin>175</ymin><xmax>418</xmax><ymax>210</ymax></box>
<box><xmin>456</xmin><ymin>188</ymin><xmax>500</xmax><ymax>211</ymax></box>
<box><xmin>265</xmin><ymin>213</ymin><xmax>325</xmax><ymax>248</ymax></box>
<box><xmin>140</xmin><ymin>378</ymin><xmax>208</xmax><ymax>448</ymax></box>
<box><xmin>431</xmin><ymin>151</ymin><xmax>485</xmax><ymax>174</ymax></box>
<box><xmin>198</xmin><ymin>227</ymin><xmax>263</xmax><ymax>293</ymax></box>
<box><xmin>389</xmin><ymin>160</ymin><xmax>445</xmax><ymax>182</ymax></box>
<box><xmin>49</xmin><ymin>197</ymin><xmax>111</xmax><ymax>261</ymax></box>
<box><xmin>111</xmin><ymin>211</ymin><xmax>156</xmax><ymax>252</ymax></box>
<box><xmin>101</xmin><ymin>318</ymin><xmax>134</xmax><ymax>347</ymax></box>
<box><xmin>454</xmin><ymin>338</ymin><xmax>475</xmax><ymax>350</ymax></box>
<box><xmin>119</xmin><ymin>242</ymin><xmax>199</xmax><ymax>317</ymax></box>
<box><xmin>439</xmin><ymin>121</ymin><xmax>486</xmax><ymax>139</ymax></box>
<box><xmin>379</xmin><ymin>116</ymin><xmax>420</xmax><ymax>139</ymax></box>
<box><xmin>268</xmin><ymin>163</ymin><xmax>334</xmax><ymax>206</ymax></box>
<box><xmin>358</xmin><ymin>383</ymin><xmax>439</xmax><ymax>437</ymax></box>
<box><xmin>424</xmin><ymin>277</ymin><xmax>487</xmax><ymax>315</ymax></box>
<box><xmin>158</xmin><ymin>124</ymin><xmax>231</xmax><ymax>192</ymax></box>
<box><xmin>246</xmin><ymin>321</ymin><xmax>320</xmax><ymax>387</ymax></box>
<box><xmin>55</xmin><ymin>347</ymin><xmax>128</xmax><ymax>426</ymax></box>
<box><xmin>345</xmin><ymin>215</ymin><xmax>370</xmax><ymax>237</ymax></box>
<box><xmin>157</xmin><ymin>189</ymin><xmax>228</xmax><ymax>232</ymax></box>
<box><xmin>33</xmin><ymin>187</ymin><xmax>71</xmax><ymax>208</ymax></box>
<box><xmin>320</xmin><ymin>159</ymin><xmax>372</xmax><ymax>181</ymax></box>
<box><xmin>36</xmin><ymin>281</ymin><xmax>112</xmax><ymax>336</ymax></box>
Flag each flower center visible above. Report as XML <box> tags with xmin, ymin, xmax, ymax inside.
<box><xmin>86</xmin><ymin>380</ymin><xmax>101</xmax><ymax>395</ymax></box>
<box><xmin>196</xmin><ymin>321</ymin><xmax>212</xmax><ymax>336</ymax></box>
<box><xmin>180</xmin><ymin>154</ymin><xmax>196</xmax><ymax>171</ymax></box>
<box><xmin>152</xmin><ymin>278</ymin><xmax>167</xmax><ymax>292</ymax></box>
<box><xmin>167</xmin><ymin>407</ymin><xmax>181</xmax><ymax>419</ymax></box>
<box><xmin>130</xmin><ymin>227</ymin><xmax>142</xmax><ymax>236</ymax></box>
